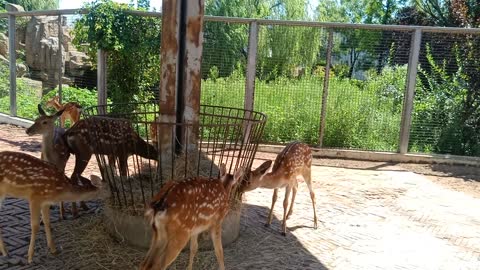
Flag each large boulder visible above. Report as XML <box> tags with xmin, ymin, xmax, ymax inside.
<box><xmin>24</xmin><ymin>16</ymin><xmax>92</xmax><ymax>84</ymax></box>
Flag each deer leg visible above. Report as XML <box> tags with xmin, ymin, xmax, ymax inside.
<box><xmin>60</xmin><ymin>115</ymin><xmax>65</xmax><ymax>128</ymax></box>
<box><xmin>265</xmin><ymin>188</ymin><xmax>278</xmax><ymax>227</ymax></box>
<box><xmin>281</xmin><ymin>186</ymin><xmax>292</xmax><ymax>236</ymax></box>
<box><xmin>159</xmin><ymin>233</ymin><xmax>190</xmax><ymax>270</ymax></box>
<box><xmin>187</xmin><ymin>234</ymin><xmax>199</xmax><ymax>270</ymax></box>
<box><xmin>0</xmin><ymin>196</ymin><xmax>7</xmax><ymax>257</ymax></box>
<box><xmin>304</xmin><ymin>168</ymin><xmax>318</xmax><ymax>229</ymax></box>
<box><xmin>27</xmin><ymin>201</ymin><xmax>41</xmax><ymax>264</ymax></box>
<box><xmin>210</xmin><ymin>224</ymin><xmax>225</xmax><ymax>270</ymax></box>
<box><xmin>41</xmin><ymin>204</ymin><xmax>56</xmax><ymax>254</ymax></box>
<box><xmin>58</xmin><ymin>202</ymin><xmax>65</xmax><ymax>220</ymax></box>
<box><xmin>286</xmin><ymin>181</ymin><xmax>298</xmax><ymax>220</ymax></box>
<box><xmin>71</xmin><ymin>202</ymin><xmax>79</xmax><ymax>218</ymax></box>
<box><xmin>118</xmin><ymin>156</ymin><xmax>129</xmax><ymax>177</ymax></box>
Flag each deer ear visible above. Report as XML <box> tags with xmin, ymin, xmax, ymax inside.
<box><xmin>233</xmin><ymin>167</ymin><xmax>246</xmax><ymax>183</ymax></box>
<box><xmin>254</xmin><ymin>160</ymin><xmax>272</xmax><ymax>175</ymax></box>
<box><xmin>38</xmin><ymin>104</ymin><xmax>46</xmax><ymax>116</ymax></box>
<box><xmin>55</xmin><ymin>108</ymin><xmax>65</xmax><ymax>118</ymax></box>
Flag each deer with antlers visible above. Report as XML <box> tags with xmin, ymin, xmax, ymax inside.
<box><xmin>140</xmin><ymin>163</ymin><xmax>270</xmax><ymax>270</ymax></box>
<box><xmin>0</xmin><ymin>151</ymin><xmax>103</xmax><ymax>263</ymax></box>
<box><xmin>64</xmin><ymin>116</ymin><xmax>159</xmax><ymax>184</ymax></box>
<box><xmin>45</xmin><ymin>96</ymin><xmax>82</xmax><ymax>128</ymax></box>
<box><xmin>240</xmin><ymin>141</ymin><xmax>318</xmax><ymax>236</ymax></box>
<box><xmin>26</xmin><ymin>104</ymin><xmax>88</xmax><ymax>219</ymax></box>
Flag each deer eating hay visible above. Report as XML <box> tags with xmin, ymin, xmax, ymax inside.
<box><xmin>140</xmin><ymin>163</ymin><xmax>270</xmax><ymax>270</ymax></box>
<box><xmin>0</xmin><ymin>151</ymin><xmax>104</xmax><ymax>263</ymax></box>
<box><xmin>240</xmin><ymin>141</ymin><xmax>319</xmax><ymax>236</ymax></box>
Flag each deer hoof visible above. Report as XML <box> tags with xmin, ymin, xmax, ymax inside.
<box><xmin>281</xmin><ymin>232</ymin><xmax>287</xmax><ymax>237</ymax></box>
<box><xmin>80</xmin><ymin>202</ymin><xmax>89</xmax><ymax>211</ymax></box>
<box><xmin>264</xmin><ymin>223</ymin><xmax>270</xmax><ymax>228</ymax></box>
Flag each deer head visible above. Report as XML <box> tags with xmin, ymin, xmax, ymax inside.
<box><xmin>26</xmin><ymin>104</ymin><xmax>64</xmax><ymax>136</ymax></box>
<box><xmin>238</xmin><ymin>160</ymin><xmax>272</xmax><ymax>192</ymax></box>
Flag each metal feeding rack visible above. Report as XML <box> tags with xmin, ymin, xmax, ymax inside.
<box><xmin>82</xmin><ymin>102</ymin><xmax>267</xmax><ymax>215</ymax></box>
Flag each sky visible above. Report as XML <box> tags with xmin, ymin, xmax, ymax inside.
<box><xmin>60</xmin><ymin>0</ymin><xmax>319</xmax><ymax>15</ymax></box>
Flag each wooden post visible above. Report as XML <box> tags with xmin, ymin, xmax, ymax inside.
<box><xmin>244</xmin><ymin>21</ymin><xmax>258</xmax><ymax>112</ymax></box>
<box><xmin>97</xmin><ymin>49</ymin><xmax>107</xmax><ymax>114</ymax></box>
<box><xmin>57</xmin><ymin>15</ymin><xmax>63</xmax><ymax>103</ymax></box>
<box><xmin>399</xmin><ymin>29</ymin><xmax>422</xmax><ymax>154</ymax></box>
<box><xmin>318</xmin><ymin>29</ymin><xmax>334</xmax><ymax>147</ymax></box>
<box><xmin>180</xmin><ymin>0</ymin><xmax>205</xmax><ymax>145</ymax></box>
<box><xmin>8</xmin><ymin>14</ymin><xmax>16</xmax><ymax>117</ymax></box>
<box><xmin>243</xmin><ymin>21</ymin><xmax>259</xmax><ymax>144</ymax></box>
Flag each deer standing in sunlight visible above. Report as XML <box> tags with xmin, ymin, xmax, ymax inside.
<box><xmin>64</xmin><ymin>117</ymin><xmax>159</xmax><ymax>184</ymax></box>
<box><xmin>26</xmin><ymin>104</ymin><xmax>88</xmax><ymax>219</ymax></box>
<box><xmin>0</xmin><ymin>151</ymin><xmax>103</xmax><ymax>263</ymax></box>
<box><xmin>140</xmin><ymin>163</ymin><xmax>270</xmax><ymax>270</ymax></box>
<box><xmin>240</xmin><ymin>141</ymin><xmax>318</xmax><ymax>236</ymax></box>
<box><xmin>45</xmin><ymin>95</ymin><xmax>82</xmax><ymax>128</ymax></box>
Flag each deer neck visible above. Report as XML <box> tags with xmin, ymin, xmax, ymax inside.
<box><xmin>41</xmin><ymin>128</ymin><xmax>56</xmax><ymax>157</ymax></box>
<box><xmin>257</xmin><ymin>170</ymin><xmax>287</xmax><ymax>189</ymax></box>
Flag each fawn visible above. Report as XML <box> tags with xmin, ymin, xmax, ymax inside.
<box><xmin>45</xmin><ymin>96</ymin><xmax>82</xmax><ymax>128</ymax></box>
<box><xmin>240</xmin><ymin>141</ymin><xmax>318</xmax><ymax>236</ymax></box>
<box><xmin>140</xmin><ymin>163</ymin><xmax>270</xmax><ymax>270</ymax></box>
<box><xmin>63</xmin><ymin>117</ymin><xmax>159</xmax><ymax>184</ymax></box>
<box><xmin>26</xmin><ymin>104</ymin><xmax>88</xmax><ymax>219</ymax></box>
<box><xmin>0</xmin><ymin>151</ymin><xmax>103</xmax><ymax>263</ymax></box>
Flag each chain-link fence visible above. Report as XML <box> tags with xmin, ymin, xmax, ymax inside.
<box><xmin>2</xmin><ymin>10</ymin><xmax>480</xmax><ymax>156</ymax></box>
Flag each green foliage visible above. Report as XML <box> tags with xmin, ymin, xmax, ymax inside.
<box><xmin>202</xmin><ymin>66</ymin><xmax>406</xmax><ymax>149</ymax></box>
<box><xmin>72</xmin><ymin>0</ymin><xmax>161</xmax><ymax>111</ymax></box>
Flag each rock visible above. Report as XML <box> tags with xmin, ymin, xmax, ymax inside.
<box><xmin>0</xmin><ymin>33</ymin><xmax>8</xmax><ymax>58</ymax></box>
<box><xmin>67</xmin><ymin>50</ymin><xmax>91</xmax><ymax>77</ymax></box>
<box><xmin>61</xmin><ymin>76</ymin><xmax>72</xmax><ymax>84</ymax></box>
<box><xmin>5</xmin><ymin>3</ymin><xmax>25</xmax><ymax>12</ymax></box>
<box><xmin>0</xmin><ymin>54</ymin><xmax>8</xmax><ymax>65</ymax></box>
<box><xmin>16</xmin><ymin>63</ymin><xmax>27</xmax><ymax>77</ymax></box>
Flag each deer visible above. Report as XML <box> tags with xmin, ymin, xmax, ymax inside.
<box><xmin>240</xmin><ymin>141</ymin><xmax>318</xmax><ymax>236</ymax></box>
<box><xmin>26</xmin><ymin>104</ymin><xmax>88</xmax><ymax>219</ymax></box>
<box><xmin>45</xmin><ymin>95</ymin><xmax>82</xmax><ymax>128</ymax></box>
<box><xmin>140</xmin><ymin>163</ymin><xmax>270</xmax><ymax>270</ymax></box>
<box><xmin>0</xmin><ymin>151</ymin><xmax>104</xmax><ymax>264</ymax></box>
<box><xmin>63</xmin><ymin>116</ymin><xmax>159</xmax><ymax>185</ymax></box>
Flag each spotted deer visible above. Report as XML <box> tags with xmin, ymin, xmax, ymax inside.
<box><xmin>140</xmin><ymin>163</ymin><xmax>270</xmax><ymax>270</ymax></box>
<box><xmin>240</xmin><ymin>141</ymin><xmax>318</xmax><ymax>236</ymax></box>
<box><xmin>0</xmin><ymin>151</ymin><xmax>103</xmax><ymax>263</ymax></box>
<box><xmin>26</xmin><ymin>104</ymin><xmax>88</xmax><ymax>219</ymax></box>
<box><xmin>64</xmin><ymin>117</ymin><xmax>159</xmax><ymax>184</ymax></box>
<box><xmin>45</xmin><ymin>95</ymin><xmax>82</xmax><ymax>128</ymax></box>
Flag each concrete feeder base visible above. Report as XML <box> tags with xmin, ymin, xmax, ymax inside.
<box><xmin>103</xmin><ymin>203</ymin><xmax>242</xmax><ymax>250</ymax></box>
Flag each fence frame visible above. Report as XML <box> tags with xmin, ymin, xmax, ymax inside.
<box><xmin>1</xmin><ymin>9</ymin><xmax>480</xmax><ymax>163</ymax></box>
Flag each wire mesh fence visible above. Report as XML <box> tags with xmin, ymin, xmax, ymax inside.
<box><xmin>0</xmin><ymin>17</ymin><xmax>8</xmax><ymax>115</ymax></box>
<box><xmin>1</xmin><ymin>10</ymin><xmax>480</xmax><ymax>157</ymax></box>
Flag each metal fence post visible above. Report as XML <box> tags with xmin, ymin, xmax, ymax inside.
<box><xmin>8</xmin><ymin>14</ymin><xmax>16</xmax><ymax>117</ymax></box>
<box><xmin>57</xmin><ymin>15</ymin><xmax>63</xmax><ymax>103</ymax></box>
<box><xmin>399</xmin><ymin>29</ymin><xmax>422</xmax><ymax>154</ymax></box>
<box><xmin>97</xmin><ymin>49</ymin><xmax>107</xmax><ymax>111</ymax></box>
<box><xmin>318</xmin><ymin>29</ymin><xmax>334</xmax><ymax>147</ymax></box>
<box><xmin>245</xmin><ymin>21</ymin><xmax>258</xmax><ymax>111</ymax></box>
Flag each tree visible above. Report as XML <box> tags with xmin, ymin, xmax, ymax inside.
<box><xmin>4</xmin><ymin>0</ymin><xmax>59</xmax><ymax>11</ymax></box>
<box><xmin>73</xmin><ymin>0</ymin><xmax>161</xmax><ymax>110</ymax></box>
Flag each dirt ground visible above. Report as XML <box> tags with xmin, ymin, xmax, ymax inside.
<box><xmin>0</xmin><ymin>123</ymin><xmax>479</xmax><ymax>270</ymax></box>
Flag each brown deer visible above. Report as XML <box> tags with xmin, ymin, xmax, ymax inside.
<box><xmin>26</xmin><ymin>104</ymin><xmax>88</xmax><ymax>219</ymax></box>
<box><xmin>63</xmin><ymin>116</ymin><xmax>159</xmax><ymax>184</ymax></box>
<box><xmin>45</xmin><ymin>95</ymin><xmax>82</xmax><ymax>128</ymax></box>
<box><xmin>140</xmin><ymin>163</ymin><xmax>270</xmax><ymax>270</ymax></box>
<box><xmin>240</xmin><ymin>141</ymin><xmax>318</xmax><ymax>236</ymax></box>
<box><xmin>0</xmin><ymin>151</ymin><xmax>103</xmax><ymax>264</ymax></box>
